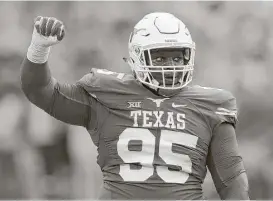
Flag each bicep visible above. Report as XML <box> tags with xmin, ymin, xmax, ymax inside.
<box><xmin>207</xmin><ymin>123</ymin><xmax>249</xmax><ymax>199</ymax></box>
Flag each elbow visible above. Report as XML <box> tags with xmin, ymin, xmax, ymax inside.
<box><xmin>21</xmin><ymin>77</ymin><xmax>32</xmax><ymax>98</ymax></box>
<box><xmin>20</xmin><ymin>75</ymin><xmax>33</xmax><ymax>101</ymax></box>
<box><xmin>20</xmin><ymin>75</ymin><xmax>40</xmax><ymax>105</ymax></box>
<box><xmin>20</xmin><ymin>75</ymin><xmax>55</xmax><ymax>110</ymax></box>
<box><xmin>21</xmin><ymin>84</ymin><xmax>54</xmax><ymax>114</ymax></box>
<box><xmin>21</xmin><ymin>83</ymin><xmax>42</xmax><ymax>106</ymax></box>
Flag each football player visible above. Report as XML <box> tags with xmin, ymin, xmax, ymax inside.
<box><xmin>20</xmin><ymin>13</ymin><xmax>250</xmax><ymax>200</ymax></box>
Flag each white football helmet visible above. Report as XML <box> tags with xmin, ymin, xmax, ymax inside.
<box><xmin>128</xmin><ymin>12</ymin><xmax>195</xmax><ymax>90</ymax></box>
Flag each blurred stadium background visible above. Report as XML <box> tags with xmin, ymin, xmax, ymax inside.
<box><xmin>0</xmin><ymin>1</ymin><xmax>272</xmax><ymax>199</ymax></box>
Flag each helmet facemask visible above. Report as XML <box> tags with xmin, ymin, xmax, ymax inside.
<box><xmin>130</xmin><ymin>44</ymin><xmax>195</xmax><ymax>90</ymax></box>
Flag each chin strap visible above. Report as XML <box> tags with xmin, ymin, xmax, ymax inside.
<box><xmin>143</xmin><ymin>75</ymin><xmax>182</xmax><ymax>97</ymax></box>
<box><xmin>157</xmin><ymin>88</ymin><xmax>182</xmax><ymax>97</ymax></box>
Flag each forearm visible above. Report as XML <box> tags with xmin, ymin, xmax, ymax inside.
<box><xmin>21</xmin><ymin>58</ymin><xmax>55</xmax><ymax>109</ymax></box>
<box><xmin>218</xmin><ymin>172</ymin><xmax>249</xmax><ymax>200</ymax></box>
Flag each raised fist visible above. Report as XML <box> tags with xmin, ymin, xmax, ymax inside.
<box><xmin>31</xmin><ymin>16</ymin><xmax>65</xmax><ymax>47</ymax></box>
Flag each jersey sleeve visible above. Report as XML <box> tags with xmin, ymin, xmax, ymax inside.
<box><xmin>188</xmin><ymin>86</ymin><xmax>238</xmax><ymax>129</ymax></box>
<box><xmin>214</xmin><ymin>91</ymin><xmax>238</xmax><ymax>127</ymax></box>
<box><xmin>207</xmin><ymin>123</ymin><xmax>249</xmax><ymax>199</ymax></box>
<box><xmin>20</xmin><ymin>58</ymin><xmax>99</xmax><ymax>130</ymax></box>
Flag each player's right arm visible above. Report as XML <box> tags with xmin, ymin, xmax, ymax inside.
<box><xmin>20</xmin><ymin>16</ymin><xmax>95</xmax><ymax>128</ymax></box>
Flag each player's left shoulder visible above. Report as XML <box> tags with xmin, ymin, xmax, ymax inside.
<box><xmin>183</xmin><ymin>85</ymin><xmax>236</xmax><ymax>107</ymax></box>
<box><xmin>180</xmin><ymin>85</ymin><xmax>238</xmax><ymax>126</ymax></box>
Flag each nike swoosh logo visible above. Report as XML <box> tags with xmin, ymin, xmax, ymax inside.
<box><xmin>172</xmin><ymin>103</ymin><xmax>187</xmax><ymax>108</ymax></box>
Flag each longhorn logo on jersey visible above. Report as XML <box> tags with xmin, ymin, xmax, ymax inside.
<box><xmin>147</xmin><ymin>97</ymin><xmax>169</xmax><ymax>107</ymax></box>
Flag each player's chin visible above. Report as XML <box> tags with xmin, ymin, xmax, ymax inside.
<box><xmin>158</xmin><ymin>78</ymin><xmax>181</xmax><ymax>87</ymax></box>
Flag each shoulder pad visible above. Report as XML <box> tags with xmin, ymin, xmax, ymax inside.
<box><xmin>182</xmin><ymin>85</ymin><xmax>238</xmax><ymax>127</ymax></box>
<box><xmin>77</xmin><ymin>68</ymin><xmax>138</xmax><ymax>107</ymax></box>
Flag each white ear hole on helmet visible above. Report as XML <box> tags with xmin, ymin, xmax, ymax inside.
<box><xmin>135</xmin><ymin>47</ymin><xmax>140</xmax><ymax>55</ymax></box>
